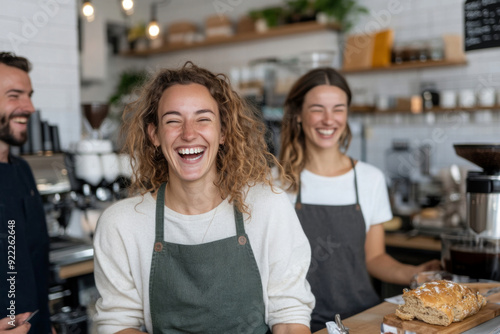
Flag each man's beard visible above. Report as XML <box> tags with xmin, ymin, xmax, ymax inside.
<box><xmin>0</xmin><ymin>115</ymin><xmax>28</xmax><ymax>146</ymax></box>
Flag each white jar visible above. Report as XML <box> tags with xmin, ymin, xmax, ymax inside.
<box><xmin>458</xmin><ymin>89</ymin><xmax>476</xmax><ymax>108</ymax></box>
<box><xmin>478</xmin><ymin>88</ymin><xmax>495</xmax><ymax>107</ymax></box>
<box><xmin>376</xmin><ymin>95</ymin><xmax>390</xmax><ymax>111</ymax></box>
<box><xmin>440</xmin><ymin>90</ymin><xmax>457</xmax><ymax>109</ymax></box>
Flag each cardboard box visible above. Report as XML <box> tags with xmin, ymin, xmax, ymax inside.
<box><xmin>237</xmin><ymin>16</ymin><xmax>255</xmax><ymax>34</ymax></box>
<box><xmin>168</xmin><ymin>21</ymin><xmax>197</xmax><ymax>44</ymax></box>
<box><xmin>342</xmin><ymin>32</ymin><xmax>375</xmax><ymax>71</ymax></box>
<box><xmin>205</xmin><ymin>15</ymin><xmax>233</xmax><ymax>39</ymax></box>
<box><xmin>443</xmin><ymin>34</ymin><xmax>466</xmax><ymax>62</ymax></box>
<box><xmin>342</xmin><ymin>29</ymin><xmax>394</xmax><ymax>71</ymax></box>
<box><xmin>394</xmin><ymin>96</ymin><xmax>423</xmax><ymax>113</ymax></box>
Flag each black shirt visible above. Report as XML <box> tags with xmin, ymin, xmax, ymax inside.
<box><xmin>0</xmin><ymin>154</ymin><xmax>51</xmax><ymax>333</ymax></box>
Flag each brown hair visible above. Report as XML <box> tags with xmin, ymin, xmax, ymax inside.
<box><xmin>0</xmin><ymin>52</ymin><xmax>31</xmax><ymax>72</ymax></box>
<box><xmin>278</xmin><ymin>67</ymin><xmax>352</xmax><ymax>192</ymax></box>
<box><xmin>122</xmin><ymin>61</ymin><xmax>281</xmax><ymax>215</ymax></box>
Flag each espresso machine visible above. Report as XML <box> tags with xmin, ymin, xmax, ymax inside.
<box><xmin>441</xmin><ymin>144</ymin><xmax>500</xmax><ymax>281</ymax></box>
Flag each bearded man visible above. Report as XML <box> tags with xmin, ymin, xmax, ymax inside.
<box><xmin>0</xmin><ymin>52</ymin><xmax>51</xmax><ymax>333</ymax></box>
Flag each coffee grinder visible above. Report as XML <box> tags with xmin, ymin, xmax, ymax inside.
<box><xmin>454</xmin><ymin>144</ymin><xmax>500</xmax><ymax>238</ymax></box>
<box><xmin>440</xmin><ymin>144</ymin><xmax>500</xmax><ymax>281</ymax></box>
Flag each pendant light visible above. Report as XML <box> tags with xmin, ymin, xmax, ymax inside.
<box><xmin>147</xmin><ymin>3</ymin><xmax>160</xmax><ymax>40</ymax></box>
<box><xmin>121</xmin><ymin>0</ymin><xmax>134</xmax><ymax>15</ymax></box>
<box><xmin>82</xmin><ymin>0</ymin><xmax>95</xmax><ymax>22</ymax></box>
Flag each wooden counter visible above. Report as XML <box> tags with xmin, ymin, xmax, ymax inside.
<box><xmin>385</xmin><ymin>232</ymin><xmax>442</xmax><ymax>252</ymax></box>
<box><xmin>313</xmin><ymin>302</ymin><xmax>396</xmax><ymax>333</ymax></box>
<box><xmin>58</xmin><ymin>259</ymin><xmax>94</xmax><ymax>279</ymax></box>
<box><xmin>313</xmin><ymin>283</ymin><xmax>500</xmax><ymax>334</ymax></box>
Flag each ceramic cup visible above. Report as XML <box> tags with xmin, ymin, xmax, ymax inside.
<box><xmin>459</xmin><ymin>89</ymin><xmax>476</xmax><ymax>108</ymax></box>
<box><xmin>74</xmin><ymin>154</ymin><xmax>103</xmax><ymax>186</ymax></box>
<box><xmin>118</xmin><ymin>153</ymin><xmax>133</xmax><ymax>178</ymax></box>
<box><xmin>376</xmin><ymin>95</ymin><xmax>390</xmax><ymax>111</ymax></box>
<box><xmin>101</xmin><ymin>153</ymin><xmax>120</xmax><ymax>183</ymax></box>
<box><xmin>440</xmin><ymin>90</ymin><xmax>457</xmax><ymax>108</ymax></box>
<box><xmin>478</xmin><ymin>88</ymin><xmax>496</xmax><ymax>107</ymax></box>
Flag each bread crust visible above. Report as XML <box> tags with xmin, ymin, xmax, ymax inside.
<box><xmin>395</xmin><ymin>280</ymin><xmax>486</xmax><ymax>326</ymax></box>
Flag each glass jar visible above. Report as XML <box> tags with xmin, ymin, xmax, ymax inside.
<box><xmin>428</xmin><ymin>37</ymin><xmax>445</xmax><ymax>61</ymax></box>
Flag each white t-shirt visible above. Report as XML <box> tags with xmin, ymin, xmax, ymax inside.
<box><xmin>93</xmin><ymin>183</ymin><xmax>315</xmax><ymax>333</ymax></box>
<box><xmin>281</xmin><ymin>161</ymin><xmax>393</xmax><ymax>232</ymax></box>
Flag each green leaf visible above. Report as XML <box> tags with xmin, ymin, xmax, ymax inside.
<box><xmin>109</xmin><ymin>69</ymin><xmax>148</xmax><ymax>106</ymax></box>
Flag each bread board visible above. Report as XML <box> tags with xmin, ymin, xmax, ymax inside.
<box><xmin>383</xmin><ymin>302</ymin><xmax>500</xmax><ymax>334</ymax></box>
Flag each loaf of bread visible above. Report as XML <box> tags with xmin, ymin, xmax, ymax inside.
<box><xmin>395</xmin><ymin>280</ymin><xmax>486</xmax><ymax>326</ymax></box>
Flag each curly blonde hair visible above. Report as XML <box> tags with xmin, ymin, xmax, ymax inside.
<box><xmin>278</xmin><ymin>67</ymin><xmax>352</xmax><ymax>193</ymax></box>
<box><xmin>122</xmin><ymin>61</ymin><xmax>280</xmax><ymax>215</ymax></box>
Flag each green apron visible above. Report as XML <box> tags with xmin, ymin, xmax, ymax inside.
<box><xmin>149</xmin><ymin>183</ymin><xmax>271</xmax><ymax>334</ymax></box>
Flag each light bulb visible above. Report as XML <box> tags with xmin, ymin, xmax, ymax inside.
<box><xmin>122</xmin><ymin>0</ymin><xmax>134</xmax><ymax>14</ymax></box>
<box><xmin>82</xmin><ymin>1</ymin><xmax>94</xmax><ymax>17</ymax></box>
<box><xmin>148</xmin><ymin>21</ymin><xmax>160</xmax><ymax>39</ymax></box>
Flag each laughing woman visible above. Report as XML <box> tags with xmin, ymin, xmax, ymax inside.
<box><xmin>93</xmin><ymin>62</ymin><xmax>314</xmax><ymax>334</ymax></box>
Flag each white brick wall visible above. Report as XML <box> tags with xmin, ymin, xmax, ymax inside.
<box><xmin>0</xmin><ymin>0</ymin><xmax>80</xmax><ymax>150</ymax></box>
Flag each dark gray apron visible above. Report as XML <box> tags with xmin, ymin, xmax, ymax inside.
<box><xmin>295</xmin><ymin>158</ymin><xmax>380</xmax><ymax>332</ymax></box>
<box><xmin>149</xmin><ymin>183</ymin><xmax>271</xmax><ymax>334</ymax></box>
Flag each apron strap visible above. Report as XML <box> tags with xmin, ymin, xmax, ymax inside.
<box><xmin>234</xmin><ymin>205</ymin><xmax>245</xmax><ymax>237</ymax></box>
<box><xmin>349</xmin><ymin>157</ymin><xmax>361</xmax><ymax>209</ymax></box>
<box><xmin>295</xmin><ymin>179</ymin><xmax>302</xmax><ymax>208</ymax></box>
<box><xmin>155</xmin><ymin>182</ymin><xmax>167</xmax><ymax>242</ymax></box>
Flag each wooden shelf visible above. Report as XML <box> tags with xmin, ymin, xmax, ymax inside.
<box><xmin>351</xmin><ymin>105</ymin><xmax>500</xmax><ymax>114</ymax></box>
<box><xmin>342</xmin><ymin>59</ymin><xmax>468</xmax><ymax>74</ymax></box>
<box><xmin>122</xmin><ymin>21</ymin><xmax>340</xmax><ymax>57</ymax></box>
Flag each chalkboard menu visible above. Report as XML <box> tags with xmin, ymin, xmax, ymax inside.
<box><xmin>464</xmin><ymin>0</ymin><xmax>500</xmax><ymax>51</ymax></box>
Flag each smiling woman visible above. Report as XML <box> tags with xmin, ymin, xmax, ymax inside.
<box><xmin>147</xmin><ymin>83</ymin><xmax>224</xmax><ymax>192</ymax></box>
<box><xmin>122</xmin><ymin>62</ymin><xmax>277</xmax><ymax>215</ymax></box>
<box><xmin>276</xmin><ymin>67</ymin><xmax>441</xmax><ymax>332</ymax></box>
<box><xmin>92</xmin><ymin>61</ymin><xmax>315</xmax><ymax>334</ymax></box>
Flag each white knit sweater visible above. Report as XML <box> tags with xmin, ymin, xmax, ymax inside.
<box><xmin>93</xmin><ymin>183</ymin><xmax>315</xmax><ymax>333</ymax></box>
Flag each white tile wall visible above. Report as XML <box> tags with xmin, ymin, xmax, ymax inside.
<box><xmin>0</xmin><ymin>0</ymin><xmax>81</xmax><ymax>150</ymax></box>
<box><xmin>343</xmin><ymin>0</ymin><xmax>500</xmax><ymax>177</ymax></box>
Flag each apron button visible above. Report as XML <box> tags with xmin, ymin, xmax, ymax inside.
<box><xmin>154</xmin><ymin>242</ymin><xmax>163</xmax><ymax>252</ymax></box>
<box><xmin>238</xmin><ymin>236</ymin><xmax>247</xmax><ymax>245</ymax></box>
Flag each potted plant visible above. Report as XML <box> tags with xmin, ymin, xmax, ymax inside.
<box><xmin>285</xmin><ymin>0</ymin><xmax>316</xmax><ymax>23</ymax></box>
<box><xmin>313</xmin><ymin>0</ymin><xmax>368</xmax><ymax>31</ymax></box>
<box><xmin>127</xmin><ymin>22</ymin><xmax>148</xmax><ymax>51</ymax></box>
<box><xmin>106</xmin><ymin>69</ymin><xmax>148</xmax><ymax>148</ymax></box>
<box><xmin>249</xmin><ymin>7</ymin><xmax>286</xmax><ymax>32</ymax></box>
<box><xmin>108</xmin><ymin>69</ymin><xmax>148</xmax><ymax>124</ymax></box>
